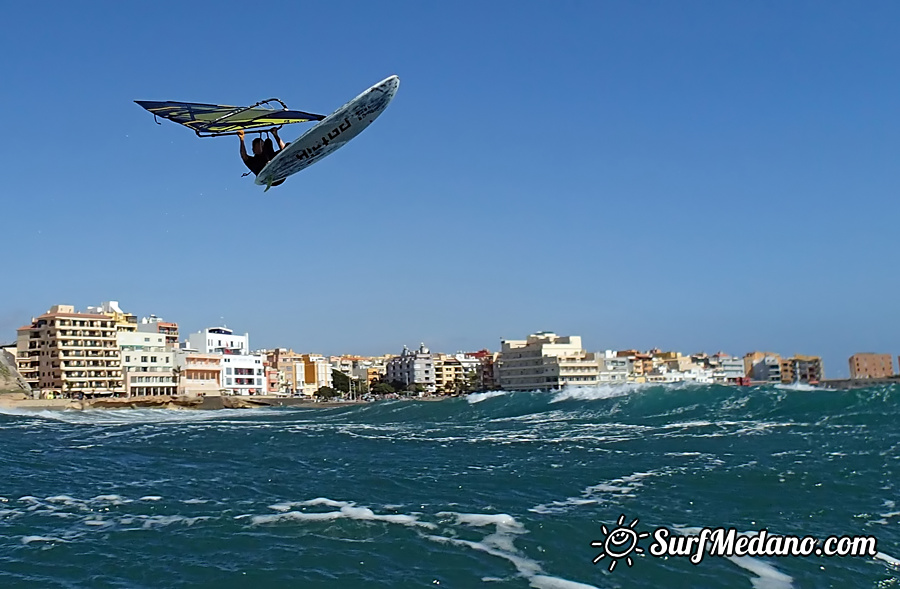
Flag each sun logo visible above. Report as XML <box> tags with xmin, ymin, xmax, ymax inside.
<box><xmin>591</xmin><ymin>514</ymin><xmax>650</xmax><ymax>571</ymax></box>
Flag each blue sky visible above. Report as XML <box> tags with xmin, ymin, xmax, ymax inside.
<box><xmin>2</xmin><ymin>1</ymin><xmax>898</xmax><ymax>377</ymax></box>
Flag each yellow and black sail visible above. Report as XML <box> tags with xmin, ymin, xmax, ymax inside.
<box><xmin>135</xmin><ymin>98</ymin><xmax>325</xmax><ymax>137</ymax></box>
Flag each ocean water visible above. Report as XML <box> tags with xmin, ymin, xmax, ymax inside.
<box><xmin>1</xmin><ymin>383</ymin><xmax>898</xmax><ymax>588</ymax></box>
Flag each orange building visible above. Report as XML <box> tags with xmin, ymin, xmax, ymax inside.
<box><xmin>849</xmin><ymin>353</ymin><xmax>894</xmax><ymax>379</ymax></box>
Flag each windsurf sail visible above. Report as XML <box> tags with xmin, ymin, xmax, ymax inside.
<box><xmin>134</xmin><ymin>98</ymin><xmax>325</xmax><ymax>137</ymax></box>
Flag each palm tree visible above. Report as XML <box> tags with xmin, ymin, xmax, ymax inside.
<box><xmin>172</xmin><ymin>366</ymin><xmax>183</xmax><ymax>396</ymax></box>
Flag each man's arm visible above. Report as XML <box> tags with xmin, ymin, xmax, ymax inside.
<box><xmin>270</xmin><ymin>128</ymin><xmax>286</xmax><ymax>150</ymax></box>
<box><xmin>238</xmin><ymin>130</ymin><xmax>251</xmax><ymax>165</ymax></box>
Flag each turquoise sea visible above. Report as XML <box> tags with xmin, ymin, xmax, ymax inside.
<box><xmin>1</xmin><ymin>383</ymin><xmax>898</xmax><ymax>588</ymax></box>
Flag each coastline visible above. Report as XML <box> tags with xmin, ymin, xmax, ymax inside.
<box><xmin>0</xmin><ymin>393</ymin><xmax>371</xmax><ymax>412</ymax></box>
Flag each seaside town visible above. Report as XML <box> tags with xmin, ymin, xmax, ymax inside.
<box><xmin>0</xmin><ymin>301</ymin><xmax>897</xmax><ymax>406</ymax></box>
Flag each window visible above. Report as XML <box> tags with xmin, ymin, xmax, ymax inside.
<box><xmin>141</xmin><ymin>356</ymin><xmax>148</xmax><ymax>362</ymax></box>
<box><xmin>144</xmin><ymin>337</ymin><xmax>150</xmax><ymax>342</ymax></box>
<box><xmin>125</xmin><ymin>356</ymin><xmax>130</xmax><ymax>362</ymax></box>
<box><xmin>151</xmin><ymin>356</ymin><xmax>157</xmax><ymax>363</ymax></box>
<box><xmin>226</xmin><ymin>368</ymin><xmax>232</xmax><ymax>375</ymax></box>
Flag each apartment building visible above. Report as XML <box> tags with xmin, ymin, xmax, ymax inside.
<box><xmin>712</xmin><ymin>355</ymin><xmax>746</xmax><ymax>384</ymax></box>
<box><xmin>848</xmin><ymin>353</ymin><xmax>894</xmax><ymax>379</ymax></box>
<box><xmin>744</xmin><ymin>352</ymin><xmax>780</xmax><ymax>378</ymax></box>
<box><xmin>138</xmin><ymin>315</ymin><xmax>180</xmax><ymax>349</ymax></box>
<box><xmin>466</xmin><ymin>349</ymin><xmax>499</xmax><ymax>390</ymax></box>
<box><xmin>118</xmin><ymin>331</ymin><xmax>176</xmax><ymax>396</ymax></box>
<box><xmin>780</xmin><ymin>355</ymin><xmax>824</xmax><ymax>384</ymax></box>
<box><xmin>187</xmin><ymin>327</ymin><xmax>265</xmax><ymax>395</ymax></box>
<box><xmin>433</xmin><ymin>354</ymin><xmax>466</xmax><ymax>394</ymax></box>
<box><xmin>188</xmin><ymin>327</ymin><xmax>249</xmax><ymax>355</ymax></box>
<box><xmin>596</xmin><ymin>350</ymin><xmax>629</xmax><ymax>383</ymax></box>
<box><xmin>300</xmin><ymin>353</ymin><xmax>334</xmax><ymax>396</ymax></box>
<box><xmin>616</xmin><ymin>350</ymin><xmax>653</xmax><ymax>382</ymax></box>
<box><xmin>173</xmin><ymin>350</ymin><xmax>222</xmax><ymax>396</ymax></box>
<box><xmin>86</xmin><ymin>301</ymin><xmax>138</xmax><ymax>333</ymax></box>
<box><xmin>385</xmin><ymin>344</ymin><xmax>436</xmax><ymax>393</ymax></box>
<box><xmin>267</xmin><ymin>348</ymin><xmax>306</xmax><ymax>394</ymax></box>
<box><xmin>16</xmin><ymin>305</ymin><xmax>123</xmax><ymax>396</ymax></box>
<box><xmin>750</xmin><ymin>355</ymin><xmax>782</xmax><ymax>383</ymax></box>
<box><xmin>497</xmin><ymin>332</ymin><xmax>599</xmax><ymax>391</ymax></box>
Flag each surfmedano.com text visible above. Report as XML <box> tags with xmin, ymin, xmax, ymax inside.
<box><xmin>651</xmin><ymin>527</ymin><xmax>878</xmax><ymax>565</ymax></box>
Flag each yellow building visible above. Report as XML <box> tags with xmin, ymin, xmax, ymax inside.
<box><xmin>87</xmin><ymin>301</ymin><xmax>138</xmax><ymax>333</ymax></box>
<box><xmin>434</xmin><ymin>354</ymin><xmax>467</xmax><ymax>394</ymax></box>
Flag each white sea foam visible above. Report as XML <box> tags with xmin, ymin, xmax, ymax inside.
<box><xmin>467</xmin><ymin>391</ymin><xmax>508</xmax><ymax>404</ymax></box>
<box><xmin>21</xmin><ymin>535</ymin><xmax>68</xmax><ymax>544</ymax></box>
<box><xmin>138</xmin><ymin>515</ymin><xmax>211</xmax><ymax>528</ymax></box>
<box><xmin>139</xmin><ymin>496</ymin><xmax>162</xmax><ymax>501</ymax></box>
<box><xmin>46</xmin><ymin>495</ymin><xmax>78</xmax><ymax>504</ymax></box>
<box><xmin>550</xmin><ymin>384</ymin><xmax>636</xmax><ymax>403</ymax></box>
<box><xmin>298</xmin><ymin>497</ymin><xmax>351</xmax><ymax>508</ymax></box>
<box><xmin>529</xmin><ymin>576</ymin><xmax>602</xmax><ymax>589</ymax></box>
<box><xmin>530</xmin><ymin>471</ymin><xmax>659</xmax><ymax>514</ymax></box>
<box><xmin>424</xmin><ymin>511</ymin><xmax>598</xmax><ymax>589</ymax></box>
<box><xmin>251</xmin><ymin>501</ymin><xmax>434</xmax><ymax>529</ymax></box>
<box><xmin>875</xmin><ymin>551</ymin><xmax>900</xmax><ymax>567</ymax></box>
<box><xmin>93</xmin><ymin>494</ymin><xmax>130</xmax><ymax>504</ymax></box>
<box><xmin>727</xmin><ymin>556</ymin><xmax>794</xmax><ymax>589</ymax></box>
<box><xmin>0</xmin><ymin>407</ymin><xmax>237</xmax><ymax>425</ymax></box>
<box><xmin>671</xmin><ymin>526</ymin><xmax>794</xmax><ymax>588</ymax></box>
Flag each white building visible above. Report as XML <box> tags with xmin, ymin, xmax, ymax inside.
<box><xmin>385</xmin><ymin>344</ymin><xmax>436</xmax><ymax>393</ymax></box>
<box><xmin>118</xmin><ymin>331</ymin><xmax>176</xmax><ymax>396</ymax></box>
<box><xmin>188</xmin><ymin>327</ymin><xmax>249</xmax><ymax>355</ymax></box>
<box><xmin>497</xmin><ymin>332</ymin><xmax>600</xmax><ymax>391</ymax></box>
<box><xmin>596</xmin><ymin>350</ymin><xmax>629</xmax><ymax>384</ymax></box>
<box><xmin>186</xmin><ymin>327</ymin><xmax>263</xmax><ymax>395</ymax></box>
<box><xmin>220</xmin><ymin>353</ymin><xmax>266</xmax><ymax>395</ymax></box>
<box><xmin>713</xmin><ymin>355</ymin><xmax>746</xmax><ymax>384</ymax></box>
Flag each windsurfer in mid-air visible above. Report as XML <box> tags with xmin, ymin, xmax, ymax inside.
<box><xmin>238</xmin><ymin>128</ymin><xmax>286</xmax><ymax>187</ymax></box>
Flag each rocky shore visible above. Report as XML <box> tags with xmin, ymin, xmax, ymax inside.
<box><xmin>0</xmin><ymin>393</ymin><xmax>365</xmax><ymax>412</ymax></box>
